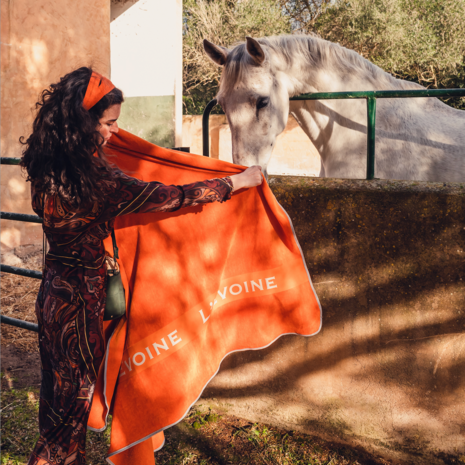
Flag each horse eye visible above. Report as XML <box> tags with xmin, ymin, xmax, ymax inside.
<box><xmin>256</xmin><ymin>97</ymin><xmax>269</xmax><ymax>110</ymax></box>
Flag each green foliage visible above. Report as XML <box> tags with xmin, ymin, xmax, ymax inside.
<box><xmin>312</xmin><ymin>0</ymin><xmax>465</xmax><ymax>109</ymax></box>
<box><xmin>0</xmin><ymin>390</ymin><xmax>388</xmax><ymax>465</ymax></box>
<box><xmin>183</xmin><ymin>0</ymin><xmax>291</xmax><ymax>114</ymax></box>
<box><xmin>278</xmin><ymin>0</ymin><xmax>333</xmax><ymax>31</ymax></box>
<box><xmin>183</xmin><ymin>0</ymin><xmax>465</xmax><ymax>111</ymax></box>
<box><xmin>0</xmin><ymin>387</ymin><xmax>111</xmax><ymax>465</ymax></box>
<box><xmin>1</xmin><ymin>388</ymin><xmax>40</xmax><ymax>464</ymax></box>
<box><xmin>188</xmin><ymin>409</ymin><xmax>220</xmax><ymax>429</ymax></box>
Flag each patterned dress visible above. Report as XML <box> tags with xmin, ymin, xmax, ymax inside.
<box><xmin>28</xmin><ymin>169</ymin><xmax>233</xmax><ymax>465</ymax></box>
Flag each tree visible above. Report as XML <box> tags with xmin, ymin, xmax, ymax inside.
<box><xmin>183</xmin><ymin>0</ymin><xmax>291</xmax><ymax>114</ymax></box>
<box><xmin>311</xmin><ymin>0</ymin><xmax>465</xmax><ymax>109</ymax></box>
<box><xmin>183</xmin><ymin>0</ymin><xmax>465</xmax><ymax>113</ymax></box>
<box><xmin>278</xmin><ymin>0</ymin><xmax>332</xmax><ymax>31</ymax></box>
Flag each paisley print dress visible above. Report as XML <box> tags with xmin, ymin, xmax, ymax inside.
<box><xmin>28</xmin><ymin>169</ymin><xmax>233</xmax><ymax>465</ymax></box>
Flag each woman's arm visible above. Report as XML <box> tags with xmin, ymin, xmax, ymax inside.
<box><xmin>37</xmin><ymin>166</ymin><xmax>263</xmax><ymax>235</ymax></box>
<box><xmin>110</xmin><ymin>172</ymin><xmax>233</xmax><ymax>216</ymax></box>
<box><xmin>95</xmin><ymin>165</ymin><xmax>262</xmax><ymax>223</ymax></box>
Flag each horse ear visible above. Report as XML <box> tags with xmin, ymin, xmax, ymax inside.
<box><xmin>245</xmin><ymin>37</ymin><xmax>265</xmax><ymax>65</ymax></box>
<box><xmin>203</xmin><ymin>40</ymin><xmax>229</xmax><ymax>66</ymax></box>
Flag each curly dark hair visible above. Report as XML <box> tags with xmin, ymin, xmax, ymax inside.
<box><xmin>20</xmin><ymin>67</ymin><xmax>124</xmax><ymax>205</ymax></box>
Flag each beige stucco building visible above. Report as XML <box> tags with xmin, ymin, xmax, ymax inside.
<box><xmin>1</xmin><ymin>0</ymin><xmax>111</xmax><ymax>251</ymax></box>
<box><xmin>1</xmin><ymin>0</ymin><xmax>183</xmax><ymax>252</ymax></box>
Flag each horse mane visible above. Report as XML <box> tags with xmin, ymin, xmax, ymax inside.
<box><xmin>218</xmin><ymin>34</ymin><xmax>422</xmax><ymax>96</ymax></box>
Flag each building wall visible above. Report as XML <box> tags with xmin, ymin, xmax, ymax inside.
<box><xmin>111</xmin><ymin>0</ymin><xmax>183</xmax><ymax>147</ymax></box>
<box><xmin>182</xmin><ymin>115</ymin><xmax>322</xmax><ymax>176</ymax></box>
<box><xmin>200</xmin><ymin>177</ymin><xmax>465</xmax><ymax>464</ymax></box>
<box><xmin>0</xmin><ymin>0</ymin><xmax>111</xmax><ymax>251</ymax></box>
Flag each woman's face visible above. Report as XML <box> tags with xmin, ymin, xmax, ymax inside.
<box><xmin>97</xmin><ymin>104</ymin><xmax>121</xmax><ymax>145</ymax></box>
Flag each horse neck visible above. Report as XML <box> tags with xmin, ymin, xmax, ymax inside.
<box><xmin>281</xmin><ymin>40</ymin><xmax>407</xmax><ymax>95</ymax></box>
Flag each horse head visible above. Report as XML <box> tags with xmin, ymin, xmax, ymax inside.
<box><xmin>204</xmin><ymin>37</ymin><xmax>291</xmax><ymax>177</ymax></box>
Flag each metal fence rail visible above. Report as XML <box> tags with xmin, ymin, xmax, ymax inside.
<box><xmin>1</xmin><ymin>315</ymin><xmax>39</xmax><ymax>333</ymax></box>
<box><xmin>1</xmin><ymin>211</ymin><xmax>43</xmax><ymax>223</ymax></box>
<box><xmin>0</xmin><ymin>264</ymin><xmax>43</xmax><ymax>279</ymax></box>
<box><xmin>201</xmin><ymin>88</ymin><xmax>465</xmax><ymax>180</ymax></box>
<box><xmin>0</xmin><ymin>157</ymin><xmax>21</xmax><ymax>165</ymax></box>
<box><xmin>1</xmin><ymin>157</ymin><xmax>43</xmax><ymax>333</ymax></box>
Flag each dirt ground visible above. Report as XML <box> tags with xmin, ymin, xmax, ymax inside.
<box><xmin>1</xmin><ymin>250</ymin><xmax>391</xmax><ymax>465</ymax></box>
<box><xmin>1</xmin><ymin>248</ymin><xmax>41</xmax><ymax>348</ymax></box>
<box><xmin>1</xmin><ymin>249</ymin><xmax>42</xmax><ymax>390</ymax></box>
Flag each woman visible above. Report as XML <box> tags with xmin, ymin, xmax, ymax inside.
<box><xmin>20</xmin><ymin>67</ymin><xmax>262</xmax><ymax>465</ymax></box>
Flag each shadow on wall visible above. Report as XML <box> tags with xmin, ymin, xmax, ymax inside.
<box><xmin>201</xmin><ymin>177</ymin><xmax>465</xmax><ymax>465</ymax></box>
<box><xmin>0</xmin><ymin>0</ymin><xmax>110</xmax><ymax>249</ymax></box>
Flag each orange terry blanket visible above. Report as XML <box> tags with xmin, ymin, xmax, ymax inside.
<box><xmin>88</xmin><ymin>129</ymin><xmax>321</xmax><ymax>464</ymax></box>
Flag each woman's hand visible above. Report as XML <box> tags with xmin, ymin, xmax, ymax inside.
<box><xmin>230</xmin><ymin>165</ymin><xmax>263</xmax><ymax>192</ymax></box>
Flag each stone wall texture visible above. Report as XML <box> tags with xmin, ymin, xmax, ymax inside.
<box><xmin>1</xmin><ymin>0</ymin><xmax>110</xmax><ymax>250</ymax></box>
<box><xmin>201</xmin><ymin>177</ymin><xmax>465</xmax><ymax>465</ymax></box>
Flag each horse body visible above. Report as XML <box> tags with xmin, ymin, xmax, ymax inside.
<box><xmin>204</xmin><ymin>35</ymin><xmax>465</xmax><ymax>181</ymax></box>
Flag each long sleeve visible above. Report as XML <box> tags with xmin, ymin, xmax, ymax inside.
<box><xmin>97</xmin><ymin>170</ymin><xmax>233</xmax><ymax>223</ymax></box>
<box><xmin>35</xmin><ymin>170</ymin><xmax>233</xmax><ymax>238</ymax></box>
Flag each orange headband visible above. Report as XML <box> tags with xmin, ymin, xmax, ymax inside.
<box><xmin>82</xmin><ymin>71</ymin><xmax>115</xmax><ymax>111</ymax></box>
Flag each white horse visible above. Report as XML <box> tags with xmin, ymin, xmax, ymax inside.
<box><xmin>204</xmin><ymin>35</ymin><xmax>465</xmax><ymax>181</ymax></box>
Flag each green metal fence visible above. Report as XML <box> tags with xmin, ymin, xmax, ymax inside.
<box><xmin>202</xmin><ymin>88</ymin><xmax>465</xmax><ymax>180</ymax></box>
<box><xmin>0</xmin><ymin>157</ymin><xmax>41</xmax><ymax>332</ymax></box>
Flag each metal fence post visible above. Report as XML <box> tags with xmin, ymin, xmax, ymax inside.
<box><xmin>366</xmin><ymin>96</ymin><xmax>377</xmax><ymax>180</ymax></box>
<box><xmin>202</xmin><ymin>99</ymin><xmax>218</xmax><ymax>157</ymax></box>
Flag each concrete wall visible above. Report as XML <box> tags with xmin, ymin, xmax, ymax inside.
<box><xmin>0</xmin><ymin>0</ymin><xmax>110</xmax><ymax>251</ymax></box>
<box><xmin>183</xmin><ymin>114</ymin><xmax>322</xmax><ymax>176</ymax></box>
<box><xmin>200</xmin><ymin>177</ymin><xmax>465</xmax><ymax>465</ymax></box>
<box><xmin>111</xmin><ymin>0</ymin><xmax>183</xmax><ymax>147</ymax></box>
